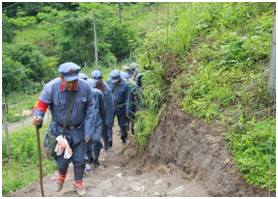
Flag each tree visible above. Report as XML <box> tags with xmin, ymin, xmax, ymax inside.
<box><xmin>106</xmin><ymin>23</ymin><xmax>140</xmax><ymax>61</ymax></box>
<box><xmin>37</xmin><ymin>6</ymin><xmax>59</xmax><ymax>49</ymax></box>
<box><xmin>55</xmin><ymin>8</ymin><xmax>117</xmax><ymax>67</ymax></box>
<box><xmin>3</xmin><ymin>42</ymin><xmax>58</xmax><ymax>83</ymax></box>
<box><xmin>9</xmin><ymin>14</ymin><xmax>37</xmax><ymax>37</ymax></box>
<box><xmin>2</xmin><ymin>54</ymin><xmax>27</xmax><ymax>113</ymax></box>
<box><xmin>3</xmin><ymin>2</ymin><xmax>44</xmax><ymax>18</ymax></box>
<box><xmin>2</xmin><ymin>13</ymin><xmax>16</xmax><ymax>43</ymax></box>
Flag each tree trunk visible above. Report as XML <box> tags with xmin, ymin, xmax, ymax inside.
<box><xmin>3</xmin><ymin>88</ymin><xmax>8</xmax><ymax>113</ymax></box>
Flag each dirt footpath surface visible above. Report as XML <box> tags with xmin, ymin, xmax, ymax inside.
<box><xmin>7</xmin><ymin>123</ymin><xmax>209</xmax><ymax>197</ymax></box>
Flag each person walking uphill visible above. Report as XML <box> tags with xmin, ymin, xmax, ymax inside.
<box><xmin>91</xmin><ymin>70</ymin><xmax>114</xmax><ymax>148</ymax></box>
<box><xmin>32</xmin><ymin>62</ymin><xmax>98</xmax><ymax>196</ymax></box>
<box><xmin>107</xmin><ymin>69</ymin><xmax>132</xmax><ymax>145</ymax></box>
<box><xmin>87</xmin><ymin>79</ymin><xmax>106</xmax><ymax>169</ymax></box>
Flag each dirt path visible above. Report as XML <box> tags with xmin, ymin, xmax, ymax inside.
<box><xmin>7</xmin><ymin>122</ymin><xmax>209</xmax><ymax>197</ymax></box>
<box><xmin>3</xmin><ymin>110</ymin><xmax>51</xmax><ymax>132</ymax></box>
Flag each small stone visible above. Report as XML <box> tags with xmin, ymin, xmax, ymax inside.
<box><xmin>116</xmin><ymin>173</ymin><xmax>123</xmax><ymax>178</ymax></box>
<box><xmin>140</xmin><ymin>179</ymin><xmax>149</xmax><ymax>184</ymax></box>
<box><xmin>167</xmin><ymin>185</ymin><xmax>185</xmax><ymax>195</ymax></box>
<box><xmin>114</xmin><ymin>166</ymin><xmax>120</xmax><ymax>169</ymax></box>
<box><xmin>154</xmin><ymin>192</ymin><xmax>162</xmax><ymax>197</ymax></box>
<box><xmin>130</xmin><ymin>182</ymin><xmax>145</xmax><ymax>192</ymax></box>
<box><xmin>127</xmin><ymin>177</ymin><xmax>135</xmax><ymax>181</ymax></box>
<box><xmin>88</xmin><ymin>188</ymin><xmax>102</xmax><ymax>197</ymax></box>
<box><xmin>167</xmin><ymin>182</ymin><xmax>172</xmax><ymax>187</ymax></box>
<box><xmin>225</xmin><ymin>158</ymin><xmax>230</xmax><ymax>164</ymax></box>
<box><xmin>155</xmin><ymin>178</ymin><xmax>167</xmax><ymax>185</ymax></box>
<box><xmin>140</xmin><ymin>186</ymin><xmax>145</xmax><ymax>192</ymax></box>
<box><xmin>123</xmin><ymin>185</ymin><xmax>132</xmax><ymax>191</ymax></box>
<box><xmin>97</xmin><ymin>179</ymin><xmax>112</xmax><ymax>191</ymax></box>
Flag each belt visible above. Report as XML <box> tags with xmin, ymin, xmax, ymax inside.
<box><xmin>114</xmin><ymin>102</ymin><xmax>125</xmax><ymax>106</ymax></box>
<box><xmin>56</xmin><ymin>121</ymin><xmax>81</xmax><ymax>130</ymax></box>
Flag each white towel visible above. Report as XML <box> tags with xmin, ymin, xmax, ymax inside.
<box><xmin>55</xmin><ymin>135</ymin><xmax>73</xmax><ymax>159</ymax></box>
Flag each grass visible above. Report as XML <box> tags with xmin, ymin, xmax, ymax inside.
<box><xmin>135</xmin><ymin>2</ymin><xmax>275</xmax><ymax>191</ymax></box>
<box><xmin>122</xmin><ymin>3</ymin><xmax>175</xmax><ymax>39</ymax></box>
<box><xmin>169</xmin><ymin>2</ymin><xmax>275</xmax><ymax>190</ymax></box>
<box><xmin>3</xmin><ymin>92</ymin><xmax>41</xmax><ymax>123</ymax></box>
<box><xmin>2</xmin><ymin>124</ymin><xmax>56</xmax><ymax>196</ymax></box>
<box><xmin>224</xmin><ymin>118</ymin><xmax>276</xmax><ymax>190</ymax></box>
<box><xmin>15</xmin><ymin>26</ymin><xmax>50</xmax><ymax>42</ymax></box>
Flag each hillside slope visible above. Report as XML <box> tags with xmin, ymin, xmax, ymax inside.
<box><xmin>123</xmin><ymin>96</ymin><xmax>275</xmax><ymax>197</ymax></box>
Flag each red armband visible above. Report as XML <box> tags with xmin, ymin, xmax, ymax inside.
<box><xmin>33</xmin><ymin>99</ymin><xmax>48</xmax><ymax>113</ymax></box>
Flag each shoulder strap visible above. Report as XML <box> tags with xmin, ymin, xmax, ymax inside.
<box><xmin>62</xmin><ymin>91</ymin><xmax>77</xmax><ymax>137</ymax></box>
<box><xmin>112</xmin><ymin>84</ymin><xmax>121</xmax><ymax>94</ymax></box>
<box><xmin>101</xmin><ymin>86</ymin><xmax>109</xmax><ymax>93</ymax></box>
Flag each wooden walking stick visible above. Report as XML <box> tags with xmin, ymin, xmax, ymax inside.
<box><xmin>36</xmin><ymin>126</ymin><xmax>45</xmax><ymax>197</ymax></box>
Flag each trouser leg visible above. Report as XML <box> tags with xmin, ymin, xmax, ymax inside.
<box><xmin>102</xmin><ymin>123</ymin><xmax>109</xmax><ymax>150</ymax></box>
<box><xmin>108</xmin><ymin>127</ymin><xmax>113</xmax><ymax>142</ymax></box>
<box><xmin>58</xmin><ymin>165</ymin><xmax>69</xmax><ymax>175</ymax></box>
<box><xmin>74</xmin><ymin>165</ymin><xmax>85</xmax><ymax>181</ymax></box>
<box><xmin>120</xmin><ymin>127</ymin><xmax>127</xmax><ymax>143</ymax></box>
<box><xmin>93</xmin><ymin>149</ymin><xmax>101</xmax><ymax>161</ymax></box>
<box><xmin>72</xmin><ymin>140</ymin><xmax>87</xmax><ymax>178</ymax></box>
<box><xmin>126</xmin><ymin>116</ymin><xmax>130</xmax><ymax>131</ymax></box>
<box><xmin>117</xmin><ymin>111</ymin><xmax>128</xmax><ymax>144</ymax></box>
<box><xmin>92</xmin><ymin>124</ymin><xmax>103</xmax><ymax>150</ymax></box>
<box><xmin>86</xmin><ymin>141</ymin><xmax>93</xmax><ymax>164</ymax></box>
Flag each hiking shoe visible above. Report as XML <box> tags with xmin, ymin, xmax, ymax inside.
<box><xmin>93</xmin><ymin>160</ymin><xmax>100</xmax><ymax>168</ymax></box>
<box><xmin>84</xmin><ymin>163</ymin><xmax>93</xmax><ymax>174</ymax></box>
<box><xmin>55</xmin><ymin>173</ymin><xmax>67</xmax><ymax>192</ymax></box>
<box><xmin>121</xmin><ymin>135</ymin><xmax>126</xmax><ymax>145</ymax></box>
<box><xmin>109</xmin><ymin>141</ymin><xmax>113</xmax><ymax>148</ymax></box>
<box><xmin>104</xmin><ymin>150</ymin><xmax>109</xmax><ymax>158</ymax></box>
<box><xmin>73</xmin><ymin>180</ymin><xmax>87</xmax><ymax>196</ymax></box>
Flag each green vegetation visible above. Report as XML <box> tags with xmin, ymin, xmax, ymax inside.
<box><xmin>4</xmin><ymin>92</ymin><xmax>40</xmax><ymax>123</ymax></box>
<box><xmin>2</xmin><ymin>1</ymin><xmax>276</xmax><ymax>194</ymax></box>
<box><xmin>2</xmin><ymin>124</ymin><xmax>56</xmax><ymax>196</ymax></box>
<box><xmin>224</xmin><ymin>118</ymin><xmax>276</xmax><ymax>190</ymax></box>
<box><xmin>134</xmin><ymin>2</ymin><xmax>275</xmax><ymax>191</ymax></box>
<box><xmin>133</xmin><ymin>61</ymin><xmax>167</xmax><ymax>156</ymax></box>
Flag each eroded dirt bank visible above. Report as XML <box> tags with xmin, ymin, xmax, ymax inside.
<box><xmin>123</xmin><ymin>96</ymin><xmax>276</xmax><ymax>197</ymax></box>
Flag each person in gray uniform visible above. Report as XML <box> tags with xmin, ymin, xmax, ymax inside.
<box><xmin>79</xmin><ymin>73</ymin><xmax>88</xmax><ymax>80</ymax></box>
<box><xmin>32</xmin><ymin>62</ymin><xmax>98</xmax><ymax>196</ymax></box>
<box><xmin>78</xmin><ymin>73</ymin><xmax>95</xmax><ymax>173</ymax></box>
<box><xmin>106</xmin><ymin>69</ymin><xmax>132</xmax><ymax>145</ymax></box>
<box><xmin>130</xmin><ymin>62</ymin><xmax>141</xmax><ymax>84</ymax></box>
<box><xmin>91</xmin><ymin>70</ymin><xmax>114</xmax><ymax>148</ymax></box>
<box><xmin>87</xmin><ymin>79</ymin><xmax>106</xmax><ymax>169</ymax></box>
<box><xmin>120</xmin><ymin>71</ymin><xmax>142</xmax><ymax>136</ymax></box>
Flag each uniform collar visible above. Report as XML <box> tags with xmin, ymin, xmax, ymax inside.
<box><xmin>60</xmin><ymin>81</ymin><xmax>79</xmax><ymax>92</ymax></box>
